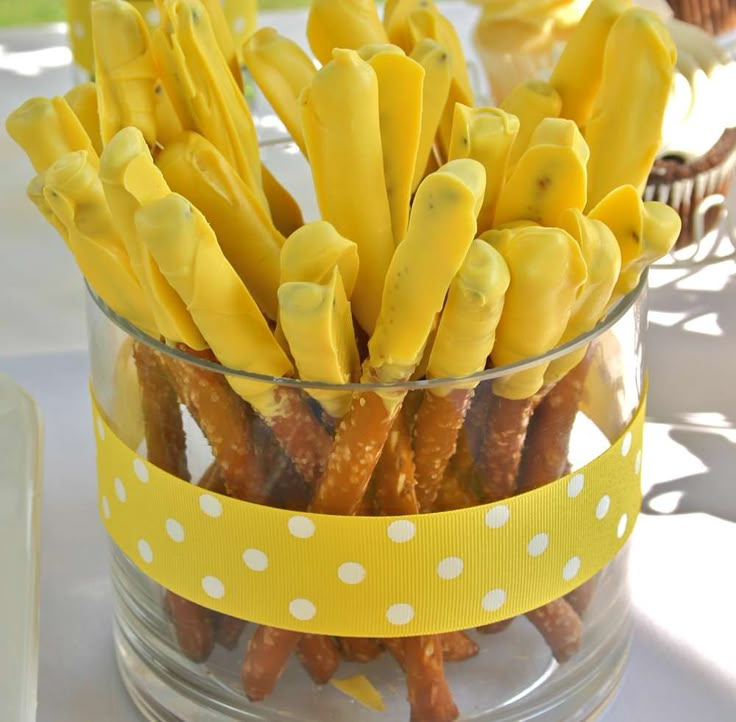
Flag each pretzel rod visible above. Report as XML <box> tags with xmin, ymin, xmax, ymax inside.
<box><xmin>164</xmin><ymin>593</ymin><xmax>216</xmax><ymax>663</ymax></box>
<box><xmin>160</xmin><ymin>347</ymin><xmax>266</xmax><ymax>503</ymax></box>
<box><xmin>338</xmin><ymin>637</ymin><xmax>384</xmax><ymax>663</ymax></box>
<box><xmin>518</xmin><ymin>350</ymin><xmax>595</xmax><ymax>494</ymax></box>
<box><xmin>371</xmin><ymin>414</ymin><xmax>459</xmax><ymax>720</ymax></box>
<box><xmin>479</xmin><ymin>394</ymin><xmax>537</xmax><ymax>503</ymax></box>
<box><xmin>565</xmin><ymin>577</ymin><xmax>599</xmax><ymax>617</ymax></box>
<box><xmin>242</xmin><ymin>628</ymin><xmax>302</xmax><ymax>701</ymax></box>
<box><xmin>216</xmin><ymin>615</ymin><xmax>248</xmax><ymax>651</ymax></box>
<box><xmin>404</xmin><ymin>636</ymin><xmax>459</xmax><ymax>722</ymax></box>
<box><xmin>441</xmin><ymin>631</ymin><xmax>479</xmax><ymax>662</ymax></box>
<box><xmin>132</xmin><ymin>341</ymin><xmax>217</xmax><ymax>663</ymax></box>
<box><xmin>413</xmin><ymin>389</ymin><xmax>474</xmax><ymax>512</ymax></box>
<box><xmin>197</xmin><ymin>460</ymin><xmax>225</xmax><ymax>493</ymax></box>
<box><xmin>525</xmin><ymin>600</ymin><xmax>582</xmax><ymax>663</ymax></box>
<box><xmin>433</xmin><ymin>462</ymin><xmax>479</xmax><ymax>512</ymax></box>
<box><xmin>296</xmin><ymin>635</ymin><xmax>341</xmax><ymax>684</ymax></box>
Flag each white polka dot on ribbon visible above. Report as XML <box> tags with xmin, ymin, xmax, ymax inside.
<box><xmin>290</xmin><ymin>598</ymin><xmax>316</xmax><ymax>621</ymax></box>
<box><xmin>386</xmin><ymin>603</ymin><xmax>414</xmax><ymax>626</ymax></box>
<box><xmin>387</xmin><ymin>520</ymin><xmax>415</xmax><ymax>543</ymax></box>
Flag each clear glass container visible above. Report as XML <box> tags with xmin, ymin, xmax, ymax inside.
<box><xmin>86</xmin><ymin>265</ymin><xmax>647</xmax><ymax>722</ymax></box>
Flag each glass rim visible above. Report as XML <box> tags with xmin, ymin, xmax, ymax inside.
<box><xmin>88</xmin><ymin>270</ymin><xmax>646</xmax><ymax>393</ymax></box>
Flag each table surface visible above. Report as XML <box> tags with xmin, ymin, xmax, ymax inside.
<box><xmin>1</xmin><ymin>5</ymin><xmax>735</xmax><ymax>721</ymax></box>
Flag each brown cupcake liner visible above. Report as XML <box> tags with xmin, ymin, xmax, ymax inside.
<box><xmin>645</xmin><ymin>127</ymin><xmax>736</xmax><ymax>250</ymax></box>
<box><xmin>667</xmin><ymin>0</ymin><xmax>736</xmax><ymax>36</ymax></box>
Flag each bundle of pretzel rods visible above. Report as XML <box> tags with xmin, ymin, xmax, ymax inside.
<box><xmin>8</xmin><ymin>0</ymin><xmax>681</xmax><ymax>719</ymax></box>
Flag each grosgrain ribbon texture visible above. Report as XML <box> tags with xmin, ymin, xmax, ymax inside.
<box><xmin>92</xmin><ymin>387</ymin><xmax>645</xmax><ymax>637</ymax></box>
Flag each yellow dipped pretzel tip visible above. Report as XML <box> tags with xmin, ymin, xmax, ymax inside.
<box><xmin>584</xmin><ymin>7</ymin><xmax>676</xmax><ymax>208</ymax></box>
<box><xmin>92</xmin><ymin>0</ymin><xmax>159</xmax><ymax>147</ymax></box>
<box><xmin>280</xmin><ymin>221</ymin><xmax>359</xmax><ymax>299</ymax></box>
<box><xmin>155</xmin><ymin>131</ymin><xmax>284</xmax><ymax>320</ymax></box>
<box><xmin>550</xmin><ymin>0</ymin><xmax>633</xmax><ymax>127</ymax></box>
<box><xmin>135</xmin><ymin>193</ymin><xmax>293</xmax><ymax>410</ymax></box>
<box><xmin>483</xmin><ymin>225</ymin><xmax>587</xmax><ymax>399</ymax></box>
<box><xmin>307</xmin><ymin>0</ymin><xmax>388</xmax><ymax>66</ymax></box>
<box><xmin>588</xmin><ymin>185</ymin><xmax>680</xmax><ymax>300</ymax></box>
<box><xmin>501</xmin><ymin>80</ymin><xmax>562</xmax><ymax>172</ymax></box>
<box><xmin>242</xmin><ymin>28</ymin><xmax>316</xmax><ymax>156</ymax></box>
<box><xmin>495</xmin><ymin>117</ymin><xmax>589</xmax><ymax>228</ymax></box>
<box><xmin>368</xmin><ymin>158</ymin><xmax>486</xmax><ymax>383</ymax></box>
<box><xmin>6</xmin><ymin>96</ymin><xmax>98</xmax><ymax>173</ymax></box>
<box><xmin>278</xmin><ymin>268</ymin><xmax>360</xmax><ymax>418</ymax></box>
<box><xmin>428</xmin><ymin>239</ymin><xmax>509</xmax><ymax>384</ymax></box>
<box><xmin>41</xmin><ymin>151</ymin><xmax>156</xmax><ymax>335</ymax></box>
<box><xmin>300</xmin><ymin>48</ymin><xmax>394</xmax><ymax>333</ymax></box>
<box><xmin>64</xmin><ymin>83</ymin><xmax>102</xmax><ymax>155</ymax></box>
<box><xmin>448</xmin><ymin>104</ymin><xmax>519</xmax><ymax>233</ymax></box>
<box><xmin>100</xmin><ymin>126</ymin><xmax>206</xmax><ymax>349</ymax></box>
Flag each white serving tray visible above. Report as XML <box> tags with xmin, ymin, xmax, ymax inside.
<box><xmin>0</xmin><ymin>374</ymin><xmax>43</xmax><ymax>722</ymax></box>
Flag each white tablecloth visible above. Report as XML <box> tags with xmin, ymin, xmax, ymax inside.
<box><xmin>1</xmin><ymin>6</ymin><xmax>735</xmax><ymax>721</ymax></box>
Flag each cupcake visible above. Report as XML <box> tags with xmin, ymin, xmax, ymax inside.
<box><xmin>472</xmin><ymin>0</ymin><xmax>591</xmax><ymax>103</ymax></box>
<box><xmin>646</xmin><ymin>19</ymin><xmax>736</xmax><ymax>249</ymax></box>
<box><xmin>666</xmin><ymin>0</ymin><xmax>736</xmax><ymax>35</ymax></box>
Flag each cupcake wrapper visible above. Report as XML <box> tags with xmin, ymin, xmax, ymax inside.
<box><xmin>645</xmin><ymin>139</ymin><xmax>736</xmax><ymax>250</ymax></box>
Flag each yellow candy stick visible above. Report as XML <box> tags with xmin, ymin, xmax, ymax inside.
<box><xmin>368</xmin><ymin>158</ymin><xmax>486</xmax><ymax>392</ymax></box>
<box><xmin>448</xmin><ymin>104</ymin><xmax>519</xmax><ymax>234</ymax></box>
<box><xmin>407</xmin><ymin>4</ymin><xmax>475</xmax><ymax>157</ymax></box>
<box><xmin>413</xmin><ymin>239</ymin><xmax>509</xmax><ymax>510</ymax></box>
<box><xmin>100</xmin><ymin>127</ymin><xmax>206</xmax><ymax>348</ymax></box>
<box><xmin>198</xmin><ymin>0</ymin><xmax>243</xmax><ymax>90</ymax></box>
<box><xmin>64</xmin><ymin>83</ymin><xmax>102</xmax><ymax>155</ymax></box>
<box><xmin>91</xmin><ymin>0</ymin><xmax>159</xmax><ymax>148</ymax></box>
<box><xmin>550</xmin><ymin>0</ymin><xmax>632</xmax><ymax>127</ymax></box>
<box><xmin>27</xmin><ymin>175</ymin><xmax>69</xmax><ymax>240</ymax></box>
<box><xmin>41</xmin><ymin>152</ymin><xmax>156</xmax><ymax>335</ymax></box>
<box><xmin>279</xmin><ymin>267</ymin><xmax>360</xmax><ymax>419</ymax></box>
<box><xmin>153</xmin><ymin>0</ymin><xmax>266</xmax><ymax>210</ymax></box>
<box><xmin>544</xmin><ymin>208</ymin><xmax>622</xmax><ymax>384</ymax></box>
<box><xmin>156</xmin><ymin>132</ymin><xmax>284</xmax><ymax>320</ymax></box>
<box><xmin>584</xmin><ymin>8</ymin><xmax>677</xmax><ymax>209</ymax></box>
<box><xmin>307</xmin><ymin>0</ymin><xmax>388</xmax><ymax>66</ymax></box>
<box><xmin>495</xmin><ymin>117</ymin><xmax>589</xmax><ymax>228</ymax></box>
<box><xmin>428</xmin><ymin>239</ymin><xmax>509</xmax><ymax>384</ymax></box>
<box><xmin>482</xmin><ymin>225</ymin><xmax>587</xmax><ymax>399</ymax></box>
<box><xmin>135</xmin><ymin>193</ymin><xmax>293</xmax><ymax>412</ymax></box>
<box><xmin>242</xmin><ymin>28</ymin><xmax>316</xmax><ymax>156</ymax></box>
<box><xmin>410</xmin><ymin>39</ymin><xmax>452</xmax><ymax>192</ymax></box>
<box><xmin>385</xmin><ymin>0</ymin><xmax>428</xmax><ymax>52</ymax></box>
<box><xmin>359</xmin><ymin>45</ymin><xmax>424</xmax><ymax>245</ymax></box>
<box><xmin>300</xmin><ymin>49</ymin><xmax>394</xmax><ymax>334</ymax></box>
<box><xmin>500</xmin><ymin>80</ymin><xmax>562</xmax><ymax>172</ymax></box>
<box><xmin>153</xmin><ymin>79</ymin><xmax>185</xmax><ymax>147</ymax></box>
<box><xmin>261</xmin><ymin>164</ymin><xmax>304</xmax><ymax>239</ymax></box>
<box><xmin>6</xmin><ymin>96</ymin><xmax>98</xmax><ymax>173</ymax></box>
<box><xmin>407</xmin><ymin>5</ymin><xmax>474</xmax><ymax>106</ymax></box>
<box><xmin>280</xmin><ymin>221</ymin><xmax>359</xmax><ymax>299</ymax></box>
<box><xmin>588</xmin><ymin>184</ymin><xmax>681</xmax><ymax>300</ymax></box>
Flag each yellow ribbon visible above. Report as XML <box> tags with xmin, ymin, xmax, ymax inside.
<box><xmin>92</xmin><ymin>386</ymin><xmax>645</xmax><ymax>637</ymax></box>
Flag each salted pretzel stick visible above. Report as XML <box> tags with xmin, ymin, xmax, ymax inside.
<box><xmin>566</xmin><ymin>577</ymin><xmax>599</xmax><ymax>617</ymax></box>
<box><xmin>297</xmin><ymin>635</ymin><xmax>341</xmax><ymax>684</ymax></box>
<box><xmin>477</xmin><ymin>619</ymin><xmax>513</xmax><ymax>635</ymax></box>
<box><xmin>339</xmin><ymin>638</ymin><xmax>384</xmax><ymax>663</ymax></box>
<box><xmin>163</xmin><ymin>348</ymin><xmax>268</xmax><ymax>504</ymax></box>
<box><xmin>133</xmin><ymin>341</ymin><xmax>217</xmax><ymax>663</ymax></box>
<box><xmin>373</xmin><ymin>415</ymin><xmax>461</xmax><ymax>718</ymax></box>
<box><xmin>441</xmin><ymin>632</ymin><xmax>479</xmax><ymax>662</ymax></box>
<box><xmin>414</xmin><ymin>241</ymin><xmax>508</xmax><ymax>510</ymax></box>
<box><xmin>243</xmin><ymin>158</ymin><xmax>485</xmax><ymax>704</ymax></box>
<box><xmin>526</xmin><ymin>600</ymin><xmax>582</xmax><ymax>664</ymax></box>
<box><xmin>404</xmin><ymin>636</ymin><xmax>460</xmax><ymax>722</ymax></box>
<box><xmin>518</xmin><ymin>350</ymin><xmax>595</xmax><ymax>494</ymax></box>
